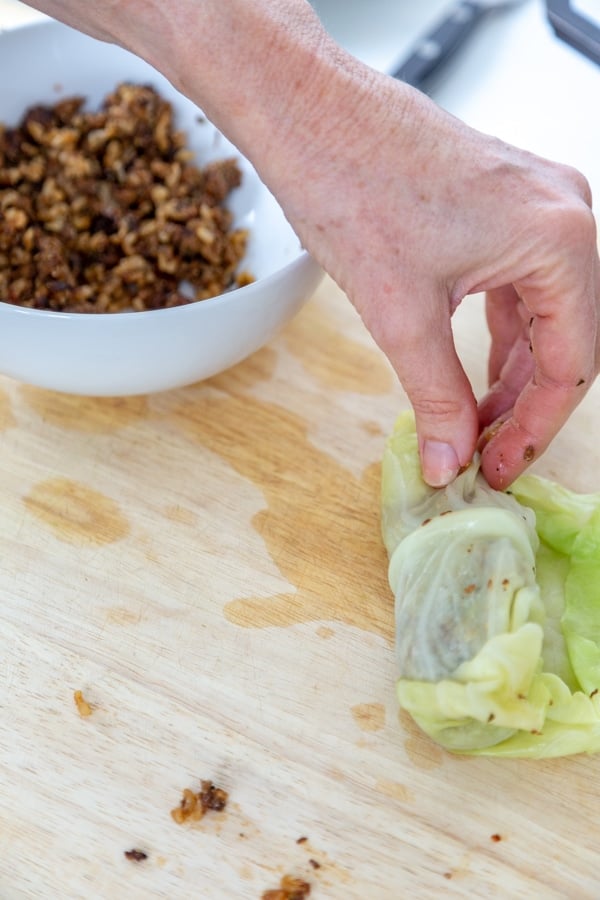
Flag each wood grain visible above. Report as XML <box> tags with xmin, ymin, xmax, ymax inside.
<box><xmin>3</xmin><ymin>4</ymin><xmax>600</xmax><ymax>893</ymax></box>
<box><xmin>1</xmin><ymin>274</ymin><xmax>600</xmax><ymax>900</ymax></box>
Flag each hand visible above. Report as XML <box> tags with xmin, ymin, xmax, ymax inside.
<box><xmin>270</xmin><ymin>74</ymin><xmax>600</xmax><ymax>490</ymax></box>
<box><xmin>22</xmin><ymin>1</ymin><xmax>600</xmax><ymax>490</ymax></box>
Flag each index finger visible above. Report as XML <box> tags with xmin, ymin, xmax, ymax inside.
<box><xmin>480</xmin><ymin>228</ymin><xmax>600</xmax><ymax>489</ymax></box>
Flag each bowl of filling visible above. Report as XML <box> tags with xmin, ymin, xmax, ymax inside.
<box><xmin>0</xmin><ymin>18</ymin><xmax>324</xmax><ymax>395</ymax></box>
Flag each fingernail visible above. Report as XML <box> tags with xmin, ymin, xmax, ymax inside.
<box><xmin>422</xmin><ymin>440</ymin><xmax>460</xmax><ymax>487</ymax></box>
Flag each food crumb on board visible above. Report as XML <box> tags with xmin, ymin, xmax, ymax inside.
<box><xmin>73</xmin><ymin>689</ymin><xmax>93</xmax><ymax>717</ymax></box>
<box><xmin>124</xmin><ymin>849</ymin><xmax>148</xmax><ymax>862</ymax></box>
<box><xmin>170</xmin><ymin>780</ymin><xmax>228</xmax><ymax>825</ymax></box>
<box><xmin>261</xmin><ymin>874</ymin><xmax>312</xmax><ymax>900</ymax></box>
<box><xmin>490</xmin><ymin>833</ymin><xmax>503</xmax><ymax>843</ymax></box>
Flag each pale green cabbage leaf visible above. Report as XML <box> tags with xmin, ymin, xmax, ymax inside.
<box><xmin>381</xmin><ymin>411</ymin><xmax>600</xmax><ymax>758</ymax></box>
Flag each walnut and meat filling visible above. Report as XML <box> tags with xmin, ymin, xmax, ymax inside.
<box><xmin>0</xmin><ymin>83</ymin><xmax>252</xmax><ymax>312</ymax></box>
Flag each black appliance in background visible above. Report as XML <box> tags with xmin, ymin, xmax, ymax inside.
<box><xmin>546</xmin><ymin>0</ymin><xmax>600</xmax><ymax>65</ymax></box>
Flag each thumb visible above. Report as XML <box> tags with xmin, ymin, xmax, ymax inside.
<box><xmin>378</xmin><ymin>294</ymin><xmax>479</xmax><ymax>486</ymax></box>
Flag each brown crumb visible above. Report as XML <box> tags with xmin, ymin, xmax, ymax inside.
<box><xmin>463</xmin><ymin>583</ymin><xmax>476</xmax><ymax>594</ymax></box>
<box><xmin>443</xmin><ymin>872</ymin><xmax>453</xmax><ymax>880</ymax></box>
<box><xmin>170</xmin><ymin>780</ymin><xmax>228</xmax><ymax>825</ymax></box>
<box><xmin>480</xmin><ymin>419</ymin><xmax>504</xmax><ymax>447</ymax></box>
<box><xmin>308</xmin><ymin>859</ymin><xmax>321</xmax><ymax>870</ymax></box>
<box><xmin>261</xmin><ymin>875</ymin><xmax>311</xmax><ymax>900</ymax></box>
<box><xmin>490</xmin><ymin>833</ymin><xmax>502</xmax><ymax>842</ymax></box>
<box><xmin>0</xmin><ymin>84</ymin><xmax>252</xmax><ymax>313</ymax></box>
<box><xmin>590</xmin><ymin>689</ymin><xmax>598</xmax><ymax>698</ymax></box>
<box><xmin>73</xmin><ymin>689</ymin><xmax>92</xmax><ymax>717</ymax></box>
<box><xmin>296</xmin><ymin>836</ymin><xmax>308</xmax><ymax>845</ymax></box>
<box><xmin>124</xmin><ymin>849</ymin><xmax>148</xmax><ymax>862</ymax></box>
<box><xmin>523</xmin><ymin>444</ymin><xmax>535</xmax><ymax>462</ymax></box>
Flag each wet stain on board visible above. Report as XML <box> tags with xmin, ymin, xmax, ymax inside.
<box><xmin>163</xmin><ymin>504</ymin><xmax>198</xmax><ymax>527</ymax></box>
<box><xmin>23</xmin><ymin>477</ymin><xmax>130</xmax><ymax>545</ymax></box>
<box><xmin>374</xmin><ymin>778</ymin><xmax>416</xmax><ymax>804</ymax></box>
<box><xmin>361</xmin><ymin>420</ymin><xmax>385</xmax><ymax>438</ymax></box>
<box><xmin>284</xmin><ymin>302</ymin><xmax>394</xmax><ymax>395</ymax></box>
<box><xmin>351</xmin><ymin>702</ymin><xmax>386</xmax><ymax>732</ymax></box>
<box><xmin>169</xmin><ymin>369</ymin><xmax>393</xmax><ymax>641</ymax></box>
<box><xmin>105</xmin><ymin>607</ymin><xmax>142</xmax><ymax>626</ymax></box>
<box><xmin>0</xmin><ymin>387</ymin><xmax>16</xmax><ymax>432</ymax></box>
<box><xmin>403</xmin><ymin>736</ymin><xmax>445</xmax><ymax>771</ymax></box>
<box><xmin>316</xmin><ymin>626</ymin><xmax>335</xmax><ymax>640</ymax></box>
<box><xmin>222</xmin><ymin>345</ymin><xmax>278</xmax><ymax>390</ymax></box>
<box><xmin>19</xmin><ymin>386</ymin><xmax>149</xmax><ymax>432</ymax></box>
<box><xmin>398</xmin><ymin>710</ymin><xmax>445</xmax><ymax>770</ymax></box>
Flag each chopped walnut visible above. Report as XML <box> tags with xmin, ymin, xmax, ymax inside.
<box><xmin>170</xmin><ymin>780</ymin><xmax>228</xmax><ymax>825</ymax></box>
<box><xmin>124</xmin><ymin>849</ymin><xmax>148</xmax><ymax>862</ymax></box>
<box><xmin>261</xmin><ymin>875</ymin><xmax>311</xmax><ymax>900</ymax></box>
<box><xmin>0</xmin><ymin>83</ymin><xmax>252</xmax><ymax>312</ymax></box>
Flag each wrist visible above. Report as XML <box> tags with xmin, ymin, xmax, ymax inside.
<box><xmin>120</xmin><ymin>2</ymin><xmax>397</xmax><ymax>195</ymax></box>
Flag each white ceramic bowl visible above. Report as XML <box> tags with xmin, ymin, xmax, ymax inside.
<box><xmin>0</xmin><ymin>19</ymin><xmax>324</xmax><ymax>395</ymax></box>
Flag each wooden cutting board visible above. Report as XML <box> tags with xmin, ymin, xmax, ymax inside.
<box><xmin>2</xmin><ymin>271</ymin><xmax>600</xmax><ymax>900</ymax></box>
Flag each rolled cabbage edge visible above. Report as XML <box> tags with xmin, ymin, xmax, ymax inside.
<box><xmin>381</xmin><ymin>411</ymin><xmax>600</xmax><ymax>758</ymax></box>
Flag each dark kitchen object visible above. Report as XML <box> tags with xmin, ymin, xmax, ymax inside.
<box><xmin>392</xmin><ymin>0</ymin><xmax>525</xmax><ymax>90</ymax></box>
<box><xmin>546</xmin><ymin>0</ymin><xmax>600</xmax><ymax>66</ymax></box>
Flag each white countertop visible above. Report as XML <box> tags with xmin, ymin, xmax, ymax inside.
<box><xmin>433</xmin><ymin>1</ymin><xmax>600</xmax><ymax>208</ymax></box>
<box><xmin>316</xmin><ymin>0</ymin><xmax>600</xmax><ymax>210</ymax></box>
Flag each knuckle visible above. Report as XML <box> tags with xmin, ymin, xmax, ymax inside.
<box><xmin>566</xmin><ymin>201</ymin><xmax>596</xmax><ymax>240</ymax></box>
<box><xmin>544</xmin><ymin>199</ymin><xmax>596</xmax><ymax>251</ymax></box>
<box><xmin>547</xmin><ymin>157</ymin><xmax>593</xmax><ymax>204</ymax></box>
<box><xmin>409</xmin><ymin>393</ymin><xmax>466</xmax><ymax>421</ymax></box>
<box><xmin>563</xmin><ymin>164</ymin><xmax>593</xmax><ymax>207</ymax></box>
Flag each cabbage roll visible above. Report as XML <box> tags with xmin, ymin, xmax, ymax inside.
<box><xmin>381</xmin><ymin>412</ymin><xmax>600</xmax><ymax>757</ymax></box>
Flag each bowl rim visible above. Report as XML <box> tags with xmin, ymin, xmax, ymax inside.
<box><xmin>0</xmin><ymin>16</ymin><xmax>316</xmax><ymax>324</ymax></box>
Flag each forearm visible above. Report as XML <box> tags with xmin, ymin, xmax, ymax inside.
<box><xmin>24</xmin><ymin>1</ymin><xmax>402</xmax><ymax>199</ymax></box>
